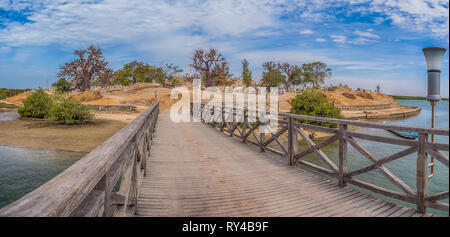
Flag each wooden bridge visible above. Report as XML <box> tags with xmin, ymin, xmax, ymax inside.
<box><xmin>0</xmin><ymin>102</ymin><xmax>448</xmax><ymax>217</ymax></box>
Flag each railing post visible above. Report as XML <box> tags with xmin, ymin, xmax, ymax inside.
<box><xmin>242</xmin><ymin>110</ymin><xmax>247</xmax><ymax>143</ymax></box>
<box><xmin>288</xmin><ymin>117</ymin><xmax>298</xmax><ymax>166</ymax></box>
<box><xmin>103</xmin><ymin>171</ymin><xmax>112</xmax><ymax>217</ymax></box>
<box><xmin>417</xmin><ymin>133</ymin><xmax>428</xmax><ymax>213</ymax></box>
<box><xmin>260</xmin><ymin>122</ymin><xmax>265</xmax><ymax>152</ymax></box>
<box><xmin>338</xmin><ymin>124</ymin><xmax>348</xmax><ymax>187</ymax></box>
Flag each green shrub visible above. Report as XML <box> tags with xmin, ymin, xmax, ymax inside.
<box><xmin>53</xmin><ymin>78</ymin><xmax>71</xmax><ymax>93</ymax></box>
<box><xmin>18</xmin><ymin>89</ymin><xmax>52</xmax><ymax>118</ymax></box>
<box><xmin>290</xmin><ymin>89</ymin><xmax>344</xmax><ymax>128</ymax></box>
<box><xmin>48</xmin><ymin>97</ymin><xmax>93</xmax><ymax>125</ymax></box>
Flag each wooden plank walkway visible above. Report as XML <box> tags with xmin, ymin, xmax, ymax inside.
<box><xmin>136</xmin><ymin>112</ymin><xmax>435</xmax><ymax>217</ymax></box>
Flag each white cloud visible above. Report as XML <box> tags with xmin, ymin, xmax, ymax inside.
<box><xmin>330</xmin><ymin>34</ymin><xmax>347</xmax><ymax>43</ymax></box>
<box><xmin>368</xmin><ymin>0</ymin><xmax>449</xmax><ymax>40</ymax></box>
<box><xmin>315</xmin><ymin>38</ymin><xmax>327</xmax><ymax>42</ymax></box>
<box><xmin>300</xmin><ymin>29</ymin><xmax>314</xmax><ymax>34</ymax></box>
<box><xmin>0</xmin><ymin>0</ymin><xmax>289</xmax><ymax>47</ymax></box>
<box><xmin>354</xmin><ymin>30</ymin><xmax>380</xmax><ymax>39</ymax></box>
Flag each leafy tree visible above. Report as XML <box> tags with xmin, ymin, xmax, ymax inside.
<box><xmin>145</xmin><ymin>66</ymin><xmax>165</xmax><ymax>85</ymax></box>
<box><xmin>112</xmin><ymin>61</ymin><xmax>150</xmax><ymax>85</ymax></box>
<box><xmin>48</xmin><ymin>97</ymin><xmax>93</xmax><ymax>125</ymax></box>
<box><xmin>290</xmin><ymin>89</ymin><xmax>344</xmax><ymax>128</ymax></box>
<box><xmin>290</xmin><ymin>67</ymin><xmax>305</xmax><ymax>88</ymax></box>
<box><xmin>18</xmin><ymin>89</ymin><xmax>52</xmax><ymax>118</ymax></box>
<box><xmin>58</xmin><ymin>45</ymin><xmax>112</xmax><ymax>91</ymax></box>
<box><xmin>162</xmin><ymin>64</ymin><xmax>183</xmax><ymax>86</ymax></box>
<box><xmin>192</xmin><ymin>48</ymin><xmax>230</xmax><ymax>87</ymax></box>
<box><xmin>52</xmin><ymin>78</ymin><xmax>71</xmax><ymax>93</ymax></box>
<box><xmin>261</xmin><ymin>69</ymin><xmax>286</xmax><ymax>88</ymax></box>
<box><xmin>279</xmin><ymin>63</ymin><xmax>303</xmax><ymax>91</ymax></box>
<box><xmin>241</xmin><ymin>59</ymin><xmax>252</xmax><ymax>87</ymax></box>
<box><xmin>301</xmin><ymin>62</ymin><xmax>332</xmax><ymax>87</ymax></box>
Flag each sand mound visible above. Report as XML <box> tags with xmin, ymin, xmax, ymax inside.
<box><xmin>3</xmin><ymin>91</ymin><xmax>32</xmax><ymax>105</ymax></box>
<box><xmin>342</xmin><ymin>92</ymin><xmax>357</xmax><ymax>100</ymax></box>
<box><xmin>83</xmin><ymin>97</ymin><xmax>117</xmax><ymax>105</ymax></box>
<box><xmin>322</xmin><ymin>86</ymin><xmax>398</xmax><ymax>106</ymax></box>
<box><xmin>72</xmin><ymin>90</ymin><xmax>103</xmax><ymax>102</ymax></box>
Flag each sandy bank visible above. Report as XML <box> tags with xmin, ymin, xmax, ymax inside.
<box><xmin>0</xmin><ymin>118</ymin><xmax>128</xmax><ymax>151</ymax></box>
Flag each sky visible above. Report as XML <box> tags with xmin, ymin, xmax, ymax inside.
<box><xmin>0</xmin><ymin>0</ymin><xmax>449</xmax><ymax>97</ymax></box>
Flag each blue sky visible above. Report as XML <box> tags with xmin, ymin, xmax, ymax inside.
<box><xmin>0</xmin><ymin>0</ymin><xmax>448</xmax><ymax>97</ymax></box>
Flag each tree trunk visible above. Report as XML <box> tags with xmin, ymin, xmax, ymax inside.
<box><xmin>206</xmin><ymin>72</ymin><xmax>214</xmax><ymax>87</ymax></box>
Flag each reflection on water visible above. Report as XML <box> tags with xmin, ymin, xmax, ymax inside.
<box><xmin>299</xmin><ymin>100</ymin><xmax>449</xmax><ymax>216</ymax></box>
<box><xmin>0</xmin><ymin>145</ymin><xmax>86</xmax><ymax>209</ymax></box>
<box><xmin>0</xmin><ymin>110</ymin><xmax>19</xmax><ymax>121</ymax></box>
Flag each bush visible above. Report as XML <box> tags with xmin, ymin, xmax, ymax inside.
<box><xmin>290</xmin><ymin>89</ymin><xmax>344</xmax><ymax>128</ymax></box>
<box><xmin>48</xmin><ymin>97</ymin><xmax>93</xmax><ymax>125</ymax></box>
<box><xmin>53</xmin><ymin>78</ymin><xmax>71</xmax><ymax>93</ymax></box>
<box><xmin>18</xmin><ymin>89</ymin><xmax>52</xmax><ymax>118</ymax></box>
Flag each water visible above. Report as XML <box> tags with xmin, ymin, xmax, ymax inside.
<box><xmin>0</xmin><ymin>145</ymin><xmax>86</xmax><ymax>209</ymax></box>
<box><xmin>299</xmin><ymin>99</ymin><xmax>449</xmax><ymax>216</ymax></box>
<box><xmin>0</xmin><ymin>110</ymin><xmax>19</xmax><ymax>121</ymax></box>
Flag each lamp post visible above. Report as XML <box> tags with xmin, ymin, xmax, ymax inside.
<box><xmin>422</xmin><ymin>47</ymin><xmax>446</xmax><ymax>178</ymax></box>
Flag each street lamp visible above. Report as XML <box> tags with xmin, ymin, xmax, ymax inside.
<box><xmin>422</xmin><ymin>47</ymin><xmax>446</xmax><ymax>178</ymax></box>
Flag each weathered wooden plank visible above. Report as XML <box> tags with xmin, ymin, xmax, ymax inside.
<box><xmin>426</xmin><ymin>191</ymin><xmax>449</xmax><ymax>202</ymax></box>
<box><xmin>427</xmin><ymin>149</ymin><xmax>449</xmax><ymax>167</ymax></box>
<box><xmin>344</xmin><ymin>177</ymin><xmax>416</xmax><ymax>203</ymax></box>
<box><xmin>70</xmin><ymin>190</ymin><xmax>104</xmax><ymax>217</ymax></box>
<box><xmin>297</xmin><ymin>127</ymin><xmax>338</xmax><ymax>173</ymax></box>
<box><xmin>346</xmin><ymin>136</ymin><xmax>416</xmax><ymax>197</ymax></box>
<box><xmin>416</xmin><ymin>133</ymin><xmax>428</xmax><ymax>214</ymax></box>
<box><xmin>346</xmin><ymin>146</ymin><xmax>417</xmax><ymax>177</ymax></box>
<box><xmin>294</xmin><ymin>122</ymin><xmax>339</xmax><ymax>135</ymax></box>
<box><xmin>425</xmin><ymin>201</ymin><xmax>449</xmax><ymax>212</ymax></box>
<box><xmin>279</xmin><ymin>112</ymin><xmax>449</xmax><ymax>136</ymax></box>
<box><xmin>338</xmin><ymin>124</ymin><xmax>347</xmax><ymax>187</ymax></box>
<box><xmin>294</xmin><ymin>135</ymin><xmax>338</xmax><ymax>161</ymax></box>
<box><xmin>345</xmin><ymin>130</ymin><xmax>417</xmax><ymax>147</ymax></box>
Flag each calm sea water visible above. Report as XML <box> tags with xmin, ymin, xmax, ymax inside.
<box><xmin>0</xmin><ymin>145</ymin><xmax>86</xmax><ymax>209</ymax></box>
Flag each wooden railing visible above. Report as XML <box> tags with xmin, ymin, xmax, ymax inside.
<box><xmin>199</xmin><ymin>104</ymin><xmax>449</xmax><ymax>214</ymax></box>
<box><xmin>0</xmin><ymin>102</ymin><xmax>159</xmax><ymax>217</ymax></box>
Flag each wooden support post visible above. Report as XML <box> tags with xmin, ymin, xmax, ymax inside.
<box><xmin>338</xmin><ymin>124</ymin><xmax>348</xmax><ymax>187</ymax></box>
<box><xmin>103</xmin><ymin>171</ymin><xmax>112</xmax><ymax>217</ymax></box>
<box><xmin>260</xmin><ymin>123</ymin><xmax>265</xmax><ymax>152</ymax></box>
<box><xmin>417</xmin><ymin>133</ymin><xmax>428</xmax><ymax>213</ymax></box>
<box><xmin>242</xmin><ymin>111</ymin><xmax>247</xmax><ymax>143</ymax></box>
<box><xmin>288</xmin><ymin>117</ymin><xmax>297</xmax><ymax>166</ymax></box>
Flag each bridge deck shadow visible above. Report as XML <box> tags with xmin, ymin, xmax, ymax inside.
<box><xmin>136</xmin><ymin>112</ymin><xmax>434</xmax><ymax>217</ymax></box>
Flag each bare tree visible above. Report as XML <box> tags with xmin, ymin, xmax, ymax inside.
<box><xmin>192</xmin><ymin>48</ymin><xmax>229</xmax><ymax>87</ymax></box>
<box><xmin>58</xmin><ymin>45</ymin><xmax>112</xmax><ymax>91</ymax></box>
<box><xmin>262</xmin><ymin>61</ymin><xmax>279</xmax><ymax>74</ymax></box>
<box><xmin>376</xmin><ymin>84</ymin><xmax>381</xmax><ymax>93</ymax></box>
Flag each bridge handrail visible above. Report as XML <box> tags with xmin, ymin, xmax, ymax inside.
<box><xmin>199</xmin><ymin>103</ymin><xmax>449</xmax><ymax>214</ymax></box>
<box><xmin>0</xmin><ymin>102</ymin><xmax>159</xmax><ymax>217</ymax></box>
